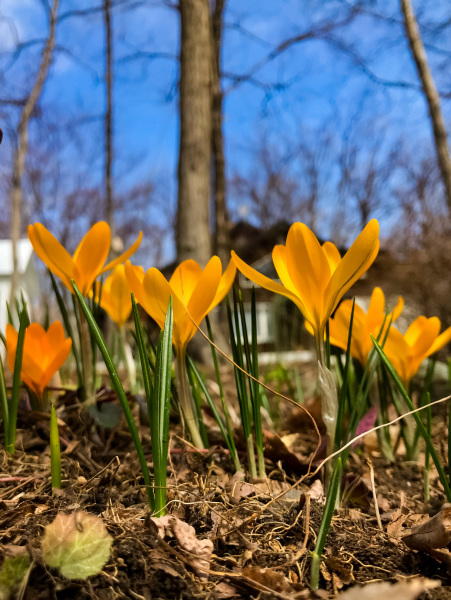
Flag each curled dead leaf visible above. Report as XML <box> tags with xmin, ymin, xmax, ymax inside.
<box><xmin>151</xmin><ymin>515</ymin><xmax>213</xmax><ymax>578</ymax></box>
<box><xmin>403</xmin><ymin>504</ymin><xmax>451</xmax><ymax>551</ymax></box>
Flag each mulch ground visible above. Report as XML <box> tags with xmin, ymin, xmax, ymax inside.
<box><xmin>1</xmin><ymin>366</ymin><xmax>451</xmax><ymax>600</ymax></box>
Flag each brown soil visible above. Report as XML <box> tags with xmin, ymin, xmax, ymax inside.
<box><xmin>1</xmin><ymin>382</ymin><xmax>451</xmax><ymax>600</ymax></box>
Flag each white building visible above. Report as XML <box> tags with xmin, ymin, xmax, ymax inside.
<box><xmin>0</xmin><ymin>239</ymin><xmax>40</xmax><ymax>333</ymax></box>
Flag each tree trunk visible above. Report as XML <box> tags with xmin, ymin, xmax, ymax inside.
<box><xmin>104</xmin><ymin>0</ymin><xmax>115</xmax><ymax>237</ymax></box>
<box><xmin>176</xmin><ymin>0</ymin><xmax>212</xmax><ymax>266</ymax></box>
<box><xmin>10</xmin><ymin>0</ymin><xmax>60</xmax><ymax>305</ymax></box>
<box><xmin>401</xmin><ymin>0</ymin><xmax>451</xmax><ymax>214</ymax></box>
<box><xmin>210</xmin><ymin>0</ymin><xmax>230</xmax><ymax>268</ymax></box>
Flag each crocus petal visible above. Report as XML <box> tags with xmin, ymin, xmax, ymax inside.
<box><xmin>366</xmin><ymin>287</ymin><xmax>385</xmax><ymax>332</ymax></box>
<box><xmin>324</xmin><ymin>220</ymin><xmax>380</xmax><ymax>325</ymax></box>
<box><xmin>73</xmin><ymin>222</ymin><xmax>111</xmax><ymax>294</ymax></box>
<box><xmin>46</xmin><ymin>321</ymin><xmax>66</xmax><ymax>350</ymax></box>
<box><xmin>384</xmin><ymin>327</ymin><xmax>411</xmax><ymax>383</ymax></box>
<box><xmin>169</xmin><ymin>260</ymin><xmax>203</xmax><ymax>305</ymax></box>
<box><xmin>232</xmin><ymin>250</ymin><xmax>304</xmax><ymax>313</ymax></box>
<box><xmin>142</xmin><ymin>268</ymin><xmax>189</xmax><ymax>348</ymax></box>
<box><xmin>38</xmin><ymin>338</ymin><xmax>72</xmax><ymax>392</ymax></box>
<box><xmin>124</xmin><ymin>261</ymin><xmax>146</xmax><ymax>305</ymax></box>
<box><xmin>404</xmin><ymin>316</ymin><xmax>432</xmax><ymax>346</ymax></box>
<box><xmin>285</xmin><ymin>223</ymin><xmax>330</xmax><ymax>327</ymax></box>
<box><xmin>322</xmin><ymin>242</ymin><xmax>341</xmax><ymax>273</ymax></box>
<box><xmin>410</xmin><ymin>317</ymin><xmax>441</xmax><ymax>357</ymax></box>
<box><xmin>100</xmin><ymin>231</ymin><xmax>143</xmax><ymax>274</ymax></box>
<box><xmin>101</xmin><ymin>265</ymin><xmax>132</xmax><ymax>326</ymax></box>
<box><xmin>186</xmin><ymin>256</ymin><xmax>222</xmax><ymax>325</ymax></box>
<box><xmin>28</xmin><ymin>224</ymin><xmax>75</xmax><ymax>291</ymax></box>
<box><xmin>5</xmin><ymin>324</ymin><xmax>18</xmax><ymax>374</ymax></box>
<box><xmin>427</xmin><ymin>325</ymin><xmax>451</xmax><ymax>356</ymax></box>
<box><xmin>392</xmin><ymin>296</ymin><xmax>404</xmax><ymax>322</ymax></box>
<box><xmin>210</xmin><ymin>258</ymin><xmax>236</xmax><ymax>310</ymax></box>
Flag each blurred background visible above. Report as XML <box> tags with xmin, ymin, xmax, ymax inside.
<box><xmin>0</xmin><ymin>0</ymin><xmax>450</xmax><ymax>348</ymax></box>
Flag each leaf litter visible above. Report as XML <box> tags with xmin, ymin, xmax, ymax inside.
<box><xmin>1</xmin><ymin>381</ymin><xmax>451</xmax><ymax>599</ymax></box>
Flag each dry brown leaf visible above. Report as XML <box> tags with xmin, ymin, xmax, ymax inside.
<box><xmin>225</xmin><ymin>471</ymin><xmax>255</xmax><ymax>503</ymax></box>
<box><xmin>214</xmin><ymin>581</ymin><xmax>240</xmax><ymax>599</ymax></box>
<box><xmin>336</xmin><ymin>578</ymin><xmax>440</xmax><ymax>599</ymax></box>
<box><xmin>263</xmin><ymin>431</ymin><xmax>308</xmax><ymax>472</ymax></box>
<box><xmin>306</xmin><ymin>479</ymin><xmax>325</xmax><ymax>504</ymax></box>
<box><xmin>403</xmin><ymin>504</ymin><xmax>451</xmax><ymax>550</ymax></box>
<box><xmin>242</xmin><ymin>565</ymin><xmax>292</xmax><ymax>593</ymax></box>
<box><xmin>386</xmin><ymin>506</ymin><xmax>411</xmax><ymax>541</ymax></box>
<box><xmin>151</xmin><ymin>515</ymin><xmax>213</xmax><ymax>577</ymax></box>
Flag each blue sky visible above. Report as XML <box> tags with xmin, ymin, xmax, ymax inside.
<box><xmin>0</xmin><ymin>0</ymin><xmax>450</xmax><ymax>266</ymax></box>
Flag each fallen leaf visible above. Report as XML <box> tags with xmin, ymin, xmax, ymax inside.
<box><xmin>403</xmin><ymin>504</ymin><xmax>451</xmax><ymax>550</ymax></box>
<box><xmin>242</xmin><ymin>565</ymin><xmax>291</xmax><ymax>593</ymax></box>
<box><xmin>151</xmin><ymin>515</ymin><xmax>213</xmax><ymax>577</ymax></box>
<box><xmin>336</xmin><ymin>578</ymin><xmax>440</xmax><ymax>599</ymax></box>
<box><xmin>225</xmin><ymin>471</ymin><xmax>255</xmax><ymax>503</ymax></box>
<box><xmin>42</xmin><ymin>511</ymin><xmax>113</xmax><ymax>580</ymax></box>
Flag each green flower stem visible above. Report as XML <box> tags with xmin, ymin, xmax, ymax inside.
<box><xmin>78</xmin><ymin>304</ymin><xmax>95</xmax><ymax>404</ymax></box>
<box><xmin>175</xmin><ymin>348</ymin><xmax>205</xmax><ymax>450</ymax></box>
<box><xmin>118</xmin><ymin>325</ymin><xmax>137</xmax><ymax>392</ymax></box>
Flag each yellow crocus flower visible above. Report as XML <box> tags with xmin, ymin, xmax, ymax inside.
<box><xmin>125</xmin><ymin>256</ymin><xmax>236</xmax><ymax>449</ymax></box>
<box><xmin>124</xmin><ymin>256</ymin><xmax>236</xmax><ymax>354</ymax></box>
<box><xmin>328</xmin><ymin>287</ymin><xmax>404</xmax><ymax>365</ymax></box>
<box><xmin>6</xmin><ymin>321</ymin><xmax>72</xmax><ymax>408</ymax></box>
<box><xmin>232</xmin><ymin>220</ymin><xmax>380</xmax><ymax>358</ymax></box>
<box><xmin>384</xmin><ymin>316</ymin><xmax>451</xmax><ymax>387</ymax></box>
<box><xmin>28</xmin><ymin>222</ymin><xmax>142</xmax><ymax>296</ymax></box>
<box><xmin>95</xmin><ymin>264</ymin><xmax>142</xmax><ymax>328</ymax></box>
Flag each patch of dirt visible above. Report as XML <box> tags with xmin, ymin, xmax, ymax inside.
<box><xmin>1</xmin><ymin>388</ymin><xmax>451</xmax><ymax>599</ymax></box>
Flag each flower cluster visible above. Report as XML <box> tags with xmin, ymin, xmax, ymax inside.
<box><xmin>6</xmin><ymin>218</ymin><xmax>450</xmax><ymax>420</ymax></box>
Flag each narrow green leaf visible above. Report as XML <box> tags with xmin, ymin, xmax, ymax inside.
<box><xmin>205</xmin><ymin>315</ymin><xmax>241</xmax><ymax>472</ymax></box>
<box><xmin>0</xmin><ymin>351</ymin><xmax>9</xmax><ymax>441</ymax></box>
<box><xmin>6</xmin><ymin>304</ymin><xmax>29</xmax><ymax>454</ymax></box>
<box><xmin>131</xmin><ymin>294</ymin><xmax>154</xmax><ymax>421</ymax></box>
<box><xmin>49</xmin><ymin>271</ymin><xmax>83</xmax><ymax>389</ymax></box>
<box><xmin>151</xmin><ymin>298</ymin><xmax>173</xmax><ymax>514</ymax></box>
<box><xmin>371</xmin><ymin>335</ymin><xmax>451</xmax><ymax>501</ymax></box>
<box><xmin>73</xmin><ymin>281</ymin><xmax>154</xmax><ymax>510</ymax></box>
<box><xmin>50</xmin><ymin>405</ymin><xmax>62</xmax><ymax>490</ymax></box>
<box><xmin>310</xmin><ymin>457</ymin><xmax>342</xmax><ymax>589</ymax></box>
<box><xmin>334</xmin><ymin>299</ymin><xmax>355</xmax><ymax>451</ymax></box>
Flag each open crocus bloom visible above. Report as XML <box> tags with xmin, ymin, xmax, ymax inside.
<box><xmin>28</xmin><ymin>222</ymin><xmax>142</xmax><ymax>296</ymax></box>
<box><xmin>95</xmin><ymin>264</ymin><xmax>142</xmax><ymax>328</ymax></box>
<box><xmin>125</xmin><ymin>256</ymin><xmax>236</xmax><ymax>354</ymax></box>
<box><xmin>232</xmin><ymin>220</ymin><xmax>380</xmax><ymax>354</ymax></box>
<box><xmin>6</xmin><ymin>321</ymin><xmax>72</xmax><ymax>403</ymax></box>
<box><xmin>383</xmin><ymin>316</ymin><xmax>451</xmax><ymax>386</ymax></box>
<box><xmin>328</xmin><ymin>287</ymin><xmax>404</xmax><ymax>365</ymax></box>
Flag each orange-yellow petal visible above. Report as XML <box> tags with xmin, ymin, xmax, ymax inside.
<box><xmin>285</xmin><ymin>223</ymin><xmax>330</xmax><ymax>327</ymax></box>
<box><xmin>324</xmin><ymin>220</ymin><xmax>380</xmax><ymax>325</ymax></box>
<box><xmin>100</xmin><ymin>231</ymin><xmax>143</xmax><ymax>274</ymax></box>
<box><xmin>38</xmin><ymin>338</ymin><xmax>72</xmax><ymax>392</ymax></box>
<box><xmin>210</xmin><ymin>258</ymin><xmax>236</xmax><ymax>310</ymax></box>
<box><xmin>186</xmin><ymin>256</ymin><xmax>222</xmax><ymax>325</ymax></box>
<box><xmin>232</xmin><ymin>250</ymin><xmax>304</xmax><ymax>314</ymax></box>
<box><xmin>73</xmin><ymin>222</ymin><xmax>111</xmax><ymax>295</ymax></box>
<box><xmin>169</xmin><ymin>260</ymin><xmax>203</xmax><ymax>305</ymax></box>
<box><xmin>322</xmin><ymin>241</ymin><xmax>341</xmax><ymax>273</ymax></box>
<box><xmin>427</xmin><ymin>326</ymin><xmax>451</xmax><ymax>356</ymax></box>
<box><xmin>28</xmin><ymin>224</ymin><xmax>75</xmax><ymax>292</ymax></box>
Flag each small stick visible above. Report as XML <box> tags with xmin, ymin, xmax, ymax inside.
<box><xmin>366</xmin><ymin>457</ymin><xmax>382</xmax><ymax>531</ymax></box>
